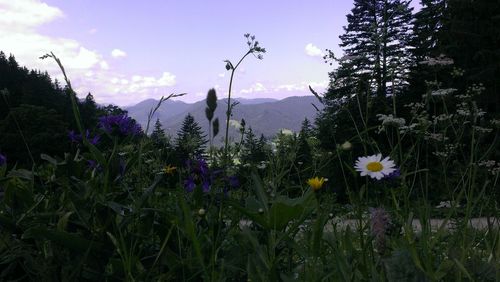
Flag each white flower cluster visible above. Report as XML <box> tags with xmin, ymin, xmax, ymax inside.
<box><xmin>432</xmin><ymin>144</ymin><xmax>458</xmax><ymax>158</ymax></box>
<box><xmin>472</xmin><ymin>126</ymin><xmax>493</xmax><ymax>134</ymax></box>
<box><xmin>431</xmin><ymin>88</ymin><xmax>457</xmax><ymax>97</ymax></box>
<box><xmin>477</xmin><ymin>160</ymin><xmax>500</xmax><ymax>175</ymax></box>
<box><xmin>377</xmin><ymin>114</ymin><xmax>406</xmax><ymax>129</ymax></box>
<box><xmin>466</xmin><ymin>84</ymin><xmax>485</xmax><ymax>97</ymax></box>
<box><xmin>419</xmin><ymin>55</ymin><xmax>454</xmax><ymax>66</ymax></box>
<box><xmin>432</xmin><ymin>114</ymin><xmax>453</xmax><ymax>124</ymax></box>
<box><xmin>451</xmin><ymin>67</ymin><xmax>465</xmax><ymax>77</ymax></box>
<box><xmin>424</xmin><ymin>132</ymin><xmax>449</xmax><ymax>142</ymax></box>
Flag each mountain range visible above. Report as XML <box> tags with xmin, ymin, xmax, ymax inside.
<box><xmin>125</xmin><ymin>95</ymin><xmax>324</xmax><ymax>143</ymax></box>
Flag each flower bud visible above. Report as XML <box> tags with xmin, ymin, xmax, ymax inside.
<box><xmin>198</xmin><ymin>208</ymin><xmax>206</xmax><ymax>216</ymax></box>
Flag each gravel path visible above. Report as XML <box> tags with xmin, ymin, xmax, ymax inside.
<box><xmin>326</xmin><ymin>217</ymin><xmax>500</xmax><ymax>232</ymax></box>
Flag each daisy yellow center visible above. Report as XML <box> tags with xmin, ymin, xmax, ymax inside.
<box><xmin>366</xmin><ymin>162</ymin><xmax>383</xmax><ymax>172</ymax></box>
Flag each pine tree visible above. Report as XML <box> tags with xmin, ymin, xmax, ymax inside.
<box><xmin>440</xmin><ymin>0</ymin><xmax>500</xmax><ymax>113</ymax></box>
<box><xmin>332</xmin><ymin>0</ymin><xmax>413</xmax><ymax>99</ymax></box>
<box><xmin>174</xmin><ymin>113</ymin><xmax>207</xmax><ymax>162</ymax></box>
<box><xmin>296</xmin><ymin>118</ymin><xmax>313</xmax><ymax>166</ymax></box>
<box><xmin>407</xmin><ymin>0</ymin><xmax>448</xmax><ymax>100</ymax></box>
<box><xmin>151</xmin><ymin>118</ymin><xmax>167</xmax><ymax>147</ymax></box>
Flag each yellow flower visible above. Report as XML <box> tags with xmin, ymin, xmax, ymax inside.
<box><xmin>307</xmin><ymin>177</ymin><xmax>326</xmax><ymax>191</ymax></box>
<box><xmin>162</xmin><ymin>164</ymin><xmax>177</xmax><ymax>175</ymax></box>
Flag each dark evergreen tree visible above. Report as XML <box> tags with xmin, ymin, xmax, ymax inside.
<box><xmin>296</xmin><ymin>118</ymin><xmax>313</xmax><ymax>167</ymax></box>
<box><xmin>174</xmin><ymin>113</ymin><xmax>207</xmax><ymax>162</ymax></box>
<box><xmin>333</xmin><ymin>0</ymin><xmax>413</xmax><ymax>99</ymax></box>
<box><xmin>407</xmin><ymin>0</ymin><xmax>449</xmax><ymax>101</ymax></box>
<box><xmin>440</xmin><ymin>0</ymin><xmax>500</xmax><ymax>114</ymax></box>
<box><xmin>151</xmin><ymin>118</ymin><xmax>167</xmax><ymax>147</ymax></box>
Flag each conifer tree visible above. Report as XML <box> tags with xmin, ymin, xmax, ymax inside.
<box><xmin>174</xmin><ymin>113</ymin><xmax>207</xmax><ymax>162</ymax></box>
<box><xmin>296</xmin><ymin>118</ymin><xmax>313</xmax><ymax>166</ymax></box>
<box><xmin>332</xmin><ymin>0</ymin><xmax>413</xmax><ymax>99</ymax></box>
<box><xmin>151</xmin><ymin>118</ymin><xmax>167</xmax><ymax>147</ymax></box>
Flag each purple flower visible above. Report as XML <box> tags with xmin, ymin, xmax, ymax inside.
<box><xmin>202</xmin><ymin>181</ymin><xmax>211</xmax><ymax>193</ymax></box>
<box><xmin>383</xmin><ymin>169</ymin><xmax>401</xmax><ymax>180</ymax></box>
<box><xmin>370</xmin><ymin>207</ymin><xmax>391</xmax><ymax>252</ymax></box>
<box><xmin>0</xmin><ymin>154</ymin><xmax>6</xmax><ymax>166</ymax></box>
<box><xmin>184</xmin><ymin>176</ymin><xmax>196</xmax><ymax>192</ymax></box>
<box><xmin>99</xmin><ymin>114</ymin><xmax>142</xmax><ymax>137</ymax></box>
<box><xmin>87</xmin><ymin>159</ymin><xmax>100</xmax><ymax>170</ymax></box>
<box><xmin>228</xmin><ymin>175</ymin><xmax>240</xmax><ymax>188</ymax></box>
<box><xmin>85</xmin><ymin>130</ymin><xmax>101</xmax><ymax>145</ymax></box>
<box><xmin>68</xmin><ymin>130</ymin><xmax>81</xmax><ymax>143</ymax></box>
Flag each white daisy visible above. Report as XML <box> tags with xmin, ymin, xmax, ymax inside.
<box><xmin>355</xmin><ymin>154</ymin><xmax>396</xmax><ymax>180</ymax></box>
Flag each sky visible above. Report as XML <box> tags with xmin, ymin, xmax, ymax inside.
<box><xmin>0</xmin><ymin>0</ymin><xmax>419</xmax><ymax>106</ymax></box>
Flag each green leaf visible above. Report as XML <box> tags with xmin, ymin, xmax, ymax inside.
<box><xmin>57</xmin><ymin>211</ymin><xmax>73</xmax><ymax>231</ymax></box>
<box><xmin>23</xmin><ymin>227</ymin><xmax>105</xmax><ymax>254</ymax></box>
<box><xmin>41</xmin><ymin>153</ymin><xmax>58</xmax><ymax>165</ymax></box>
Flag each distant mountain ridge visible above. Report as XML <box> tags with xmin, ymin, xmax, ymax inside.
<box><xmin>126</xmin><ymin>96</ymin><xmax>323</xmax><ymax>143</ymax></box>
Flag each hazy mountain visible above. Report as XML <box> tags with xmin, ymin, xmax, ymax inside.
<box><xmin>126</xmin><ymin>96</ymin><xmax>323</xmax><ymax>142</ymax></box>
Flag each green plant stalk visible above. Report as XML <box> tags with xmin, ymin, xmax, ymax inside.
<box><xmin>223</xmin><ymin>51</ymin><xmax>252</xmax><ymax>166</ymax></box>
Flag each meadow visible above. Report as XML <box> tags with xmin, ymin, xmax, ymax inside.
<box><xmin>1</xmin><ymin>1</ymin><xmax>500</xmax><ymax>281</ymax></box>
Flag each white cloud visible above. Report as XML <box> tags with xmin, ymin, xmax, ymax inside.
<box><xmin>110</xmin><ymin>72</ymin><xmax>176</xmax><ymax>94</ymax></box>
<box><xmin>275</xmin><ymin>80</ymin><xmax>328</xmax><ymax>92</ymax></box>
<box><xmin>0</xmin><ymin>0</ymin><xmax>63</xmax><ymax>29</ymax></box>
<box><xmin>99</xmin><ymin>60</ymin><xmax>109</xmax><ymax>70</ymax></box>
<box><xmin>218</xmin><ymin>73</ymin><xmax>225</xmax><ymax>78</ymax></box>
<box><xmin>240</xmin><ymin>82</ymin><xmax>267</xmax><ymax>94</ymax></box>
<box><xmin>305</xmin><ymin>43</ymin><xmax>324</xmax><ymax>57</ymax></box>
<box><xmin>111</xmin><ymin>48</ymin><xmax>127</xmax><ymax>58</ymax></box>
<box><xmin>88</xmin><ymin>28</ymin><xmax>97</xmax><ymax>34</ymax></box>
<box><xmin>0</xmin><ymin>0</ymin><xmax>179</xmax><ymax>106</ymax></box>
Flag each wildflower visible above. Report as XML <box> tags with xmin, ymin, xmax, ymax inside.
<box><xmin>198</xmin><ymin>208</ymin><xmax>206</xmax><ymax>216</ymax></box>
<box><xmin>68</xmin><ymin>130</ymin><xmax>80</xmax><ymax>143</ymax></box>
<box><xmin>355</xmin><ymin>154</ymin><xmax>396</xmax><ymax>180</ymax></box>
<box><xmin>162</xmin><ymin>164</ymin><xmax>177</xmax><ymax>175</ymax></box>
<box><xmin>99</xmin><ymin>114</ymin><xmax>142</xmax><ymax>136</ymax></box>
<box><xmin>184</xmin><ymin>176</ymin><xmax>196</xmax><ymax>192</ymax></box>
<box><xmin>307</xmin><ymin>176</ymin><xmax>326</xmax><ymax>191</ymax></box>
<box><xmin>87</xmin><ymin>159</ymin><xmax>101</xmax><ymax>170</ymax></box>
<box><xmin>202</xmin><ymin>181</ymin><xmax>211</xmax><ymax>193</ymax></box>
<box><xmin>340</xmin><ymin>141</ymin><xmax>352</xmax><ymax>151</ymax></box>
<box><xmin>85</xmin><ymin>130</ymin><xmax>101</xmax><ymax>145</ymax></box>
<box><xmin>0</xmin><ymin>153</ymin><xmax>6</xmax><ymax>166</ymax></box>
<box><xmin>228</xmin><ymin>175</ymin><xmax>240</xmax><ymax>188</ymax></box>
<box><xmin>370</xmin><ymin>207</ymin><xmax>391</xmax><ymax>253</ymax></box>
<box><xmin>430</xmin><ymin>88</ymin><xmax>457</xmax><ymax>97</ymax></box>
<box><xmin>383</xmin><ymin>169</ymin><xmax>400</xmax><ymax>180</ymax></box>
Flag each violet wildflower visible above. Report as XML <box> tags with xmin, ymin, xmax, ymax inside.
<box><xmin>202</xmin><ymin>181</ymin><xmax>211</xmax><ymax>193</ymax></box>
<box><xmin>68</xmin><ymin>130</ymin><xmax>81</xmax><ymax>143</ymax></box>
<box><xmin>87</xmin><ymin>160</ymin><xmax>100</xmax><ymax>170</ymax></box>
<box><xmin>99</xmin><ymin>114</ymin><xmax>142</xmax><ymax>137</ymax></box>
<box><xmin>184</xmin><ymin>176</ymin><xmax>196</xmax><ymax>192</ymax></box>
<box><xmin>370</xmin><ymin>207</ymin><xmax>391</xmax><ymax>253</ymax></box>
<box><xmin>228</xmin><ymin>175</ymin><xmax>240</xmax><ymax>188</ymax></box>
<box><xmin>383</xmin><ymin>169</ymin><xmax>401</xmax><ymax>180</ymax></box>
<box><xmin>85</xmin><ymin>130</ymin><xmax>101</xmax><ymax>145</ymax></box>
<box><xmin>0</xmin><ymin>154</ymin><xmax>6</xmax><ymax>166</ymax></box>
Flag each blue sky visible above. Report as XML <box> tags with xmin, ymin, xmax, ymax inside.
<box><xmin>0</xmin><ymin>0</ymin><xmax>419</xmax><ymax>106</ymax></box>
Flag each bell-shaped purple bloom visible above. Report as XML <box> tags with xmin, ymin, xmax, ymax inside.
<box><xmin>0</xmin><ymin>153</ymin><xmax>6</xmax><ymax>166</ymax></box>
<box><xmin>184</xmin><ymin>176</ymin><xmax>196</xmax><ymax>192</ymax></box>
<box><xmin>68</xmin><ymin>130</ymin><xmax>81</xmax><ymax>143</ymax></box>
<box><xmin>99</xmin><ymin>114</ymin><xmax>142</xmax><ymax>137</ymax></box>
<box><xmin>383</xmin><ymin>169</ymin><xmax>401</xmax><ymax>180</ymax></box>
<box><xmin>228</xmin><ymin>175</ymin><xmax>240</xmax><ymax>188</ymax></box>
<box><xmin>202</xmin><ymin>181</ymin><xmax>211</xmax><ymax>193</ymax></box>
